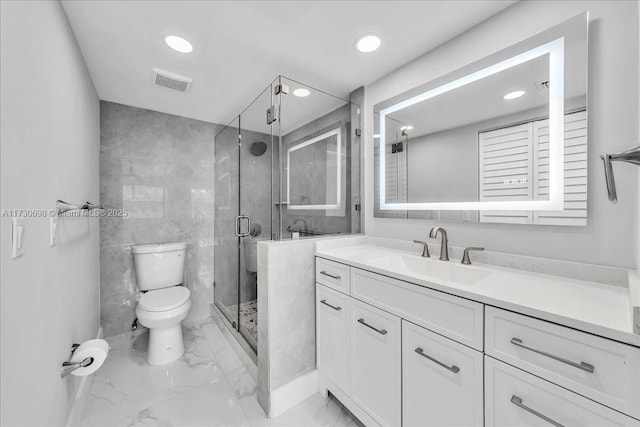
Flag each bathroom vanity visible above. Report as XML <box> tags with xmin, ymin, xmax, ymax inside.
<box><xmin>314</xmin><ymin>237</ymin><xmax>640</xmax><ymax>426</ymax></box>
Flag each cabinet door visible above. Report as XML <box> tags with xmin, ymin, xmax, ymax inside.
<box><xmin>403</xmin><ymin>320</ymin><xmax>484</xmax><ymax>427</ymax></box>
<box><xmin>317</xmin><ymin>284</ymin><xmax>351</xmax><ymax>393</ymax></box>
<box><xmin>351</xmin><ymin>298</ymin><xmax>401</xmax><ymax>427</ymax></box>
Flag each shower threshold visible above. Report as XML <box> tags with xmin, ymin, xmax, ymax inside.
<box><xmin>214</xmin><ymin>300</ymin><xmax>258</xmax><ymax>355</ymax></box>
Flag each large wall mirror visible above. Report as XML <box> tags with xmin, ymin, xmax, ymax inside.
<box><xmin>374</xmin><ymin>12</ymin><xmax>588</xmax><ymax>226</ymax></box>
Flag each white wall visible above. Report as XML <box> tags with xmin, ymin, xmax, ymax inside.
<box><xmin>364</xmin><ymin>1</ymin><xmax>639</xmax><ymax>268</ymax></box>
<box><xmin>0</xmin><ymin>1</ymin><xmax>100</xmax><ymax>425</ymax></box>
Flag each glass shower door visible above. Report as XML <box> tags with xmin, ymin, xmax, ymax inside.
<box><xmin>214</xmin><ymin>84</ymin><xmax>273</xmax><ymax>354</ymax></box>
<box><xmin>237</xmin><ymin>85</ymin><xmax>273</xmax><ymax>351</ymax></box>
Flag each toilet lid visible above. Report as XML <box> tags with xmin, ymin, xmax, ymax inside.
<box><xmin>139</xmin><ymin>287</ymin><xmax>190</xmax><ymax>312</ymax></box>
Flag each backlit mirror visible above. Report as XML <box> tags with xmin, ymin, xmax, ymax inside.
<box><xmin>287</xmin><ymin>128</ymin><xmax>343</xmax><ymax>211</ymax></box>
<box><xmin>374</xmin><ymin>13</ymin><xmax>588</xmax><ymax>226</ymax></box>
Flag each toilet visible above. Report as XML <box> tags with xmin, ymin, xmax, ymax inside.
<box><xmin>131</xmin><ymin>242</ymin><xmax>191</xmax><ymax>366</ymax></box>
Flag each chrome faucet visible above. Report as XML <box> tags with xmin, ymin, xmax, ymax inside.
<box><xmin>461</xmin><ymin>247</ymin><xmax>484</xmax><ymax>265</ymax></box>
<box><xmin>413</xmin><ymin>240</ymin><xmax>430</xmax><ymax>257</ymax></box>
<box><xmin>429</xmin><ymin>227</ymin><xmax>449</xmax><ymax>261</ymax></box>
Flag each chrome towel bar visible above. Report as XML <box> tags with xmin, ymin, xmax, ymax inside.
<box><xmin>56</xmin><ymin>200</ymin><xmax>104</xmax><ymax>215</ymax></box>
<box><xmin>600</xmin><ymin>144</ymin><xmax>640</xmax><ymax>202</ymax></box>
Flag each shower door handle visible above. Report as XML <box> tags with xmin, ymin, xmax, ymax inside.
<box><xmin>235</xmin><ymin>215</ymin><xmax>251</xmax><ymax>237</ymax></box>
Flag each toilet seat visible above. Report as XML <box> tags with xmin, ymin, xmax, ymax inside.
<box><xmin>139</xmin><ymin>286</ymin><xmax>190</xmax><ymax>312</ymax></box>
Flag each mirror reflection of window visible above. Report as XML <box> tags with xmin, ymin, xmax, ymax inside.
<box><xmin>479</xmin><ymin>110</ymin><xmax>587</xmax><ymax>225</ymax></box>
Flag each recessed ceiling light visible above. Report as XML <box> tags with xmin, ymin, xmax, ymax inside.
<box><xmin>293</xmin><ymin>88</ymin><xmax>310</xmax><ymax>97</ymax></box>
<box><xmin>165</xmin><ymin>35</ymin><xmax>193</xmax><ymax>53</ymax></box>
<box><xmin>355</xmin><ymin>34</ymin><xmax>381</xmax><ymax>53</ymax></box>
<box><xmin>373</xmin><ymin>134</ymin><xmax>380</xmax><ymax>139</ymax></box>
<box><xmin>400</xmin><ymin>125</ymin><xmax>413</xmax><ymax>131</ymax></box>
<box><xmin>503</xmin><ymin>90</ymin><xmax>525</xmax><ymax>100</ymax></box>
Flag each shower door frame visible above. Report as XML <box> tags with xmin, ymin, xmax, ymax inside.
<box><xmin>214</xmin><ymin>83</ymin><xmax>276</xmax><ymax>356</ymax></box>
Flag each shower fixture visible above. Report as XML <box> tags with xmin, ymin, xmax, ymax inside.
<box><xmin>250</xmin><ymin>141</ymin><xmax>268</xmax><ymax>156</ymax></box>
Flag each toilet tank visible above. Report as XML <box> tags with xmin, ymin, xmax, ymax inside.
<box><xmin>130</xmin><ymin>242</ymin><xmax>187</xmax><ymax>291</ymax></box>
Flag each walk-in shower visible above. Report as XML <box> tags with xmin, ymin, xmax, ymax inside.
<box><xmin>213</xmin><ymin>76</ymin><xmax>361</xmax><ymax>355</ymax></box>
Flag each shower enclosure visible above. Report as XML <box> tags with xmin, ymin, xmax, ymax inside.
<box><xmin>213</xmin><ymin>76</ymin><xmax>361</xmax><ymax>354</ymax></box>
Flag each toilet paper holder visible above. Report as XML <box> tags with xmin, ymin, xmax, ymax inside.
<box><xmin>61</xmin><ymin>343</ymin><xmax>94</xmax><ymax>379</ymax></box>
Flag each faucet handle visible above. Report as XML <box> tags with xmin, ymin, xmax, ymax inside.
<box><xmin>413</xmin><ymin>240</ymin><xmax>430</xmax><ymax>258</ymax></box>
<box><xmin>461</xmin><ymin>247</ymin><xmax>484</xmax><ymax>265</ymax></box>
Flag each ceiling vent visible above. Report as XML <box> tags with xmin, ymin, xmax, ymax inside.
<box><xmin>152</xmin><ymin>68</ymin><xmax>192</xmax><ymax>92</ymax></box>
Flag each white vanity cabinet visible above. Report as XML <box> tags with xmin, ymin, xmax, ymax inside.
<box><xmin>316</xmin><ymin>258</ymin><xmax>484</xmax><ymax>427</ymax></box>
<box><xmin>402</xmin><ymin>320</ymin><xmax>483</xmax><ymax>427</ymax></box>
<box><xmin>315</xmin><ymin>256</ymin><xmax>640</xmax><ymax>427</ymax></box>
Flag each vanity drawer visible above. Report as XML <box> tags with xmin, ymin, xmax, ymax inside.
<box><xmin>351</xmin><ymin>268</ymin><xmax>483</xmax><ymax>350</ymax></box>
<box><xmin>316</xmin><ymin>258</ymin><xmax>350</xmax><ymax>294</ymax></box>
<box><xmin>485</xmin><ymin>356</ymin><xmax>639</xmax><ymax>426</ymax></box>
<box><xmin>486</xmin><ymin>306</ymin><xmax>640</xmax><ymax>419</ymax></box>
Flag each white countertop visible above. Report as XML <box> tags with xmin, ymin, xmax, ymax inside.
<box><xmin>315</xmin><ymin>237</ymin><xmax>640</xmax><ymax>348</ymax></box>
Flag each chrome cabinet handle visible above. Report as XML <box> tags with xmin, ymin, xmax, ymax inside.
<box><xmin>320</xmin><ymin>299</ymin><xmax>341</xmax><ymax>311</ymax></box>
<box><xmin>510</xmin><ymin>338</ymin><xmax>595</xmax><ymax>373</ymax></box>
<box><xmin>414</xmin><ymin>347</ymin><xmax>460</xmax><ymax>373</ymax></box>
<box><xmin>320</xmin><ymin>271</ymin><xmax>341</xmax><ymax>280</ymax></box>
<box><xmin>357</xmin><ymin>318</ymin><xmax>387</xmax><ymax>335</ymax></box>
<box><xmin>511</xmin><ymin>395</ymin><xmax>565</xmax><ymax>427</ymax></box>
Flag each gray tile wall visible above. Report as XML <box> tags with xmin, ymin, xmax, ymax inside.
<box><xmin>100</xmin><ymin>101</ymin><xmax>218</xmax><ymax>338</ymax></box>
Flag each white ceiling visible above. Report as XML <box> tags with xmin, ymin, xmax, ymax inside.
<box><xmin>61</xmin><ymin>0</ymin><xmax>517</xmax><ymax>126</ymax></box>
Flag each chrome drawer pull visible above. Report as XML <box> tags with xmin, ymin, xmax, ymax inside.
<box><xmin>511</xmin><ymin>395</ymin><xmax>565</xmax><ymax>427</ymax></box>
<box><xmin>510</xmin><ymin>338</ymin><xmax>595</xmax><ymax>373</ymax></box>
<box><xmin>414</xmin><ymin>347</ymin><xmax>460</xmax><ymax>373</ymax></box>
<box><xmin>320</xmin><ymin>299</ymin><xmax>341</xmax><ymax>311</ymax></box>
<box><xmin>320</xmin><ymin>271</ymin><xmax>341</xmax><ymax>280</ymax></box>
<box><xmin>357</xmin><ymin>318</ymin><xmax>387</xmax><ymax>335</ymax></box>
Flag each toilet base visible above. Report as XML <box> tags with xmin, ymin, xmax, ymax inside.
<box><xmin>147</xmin><ymin>324</ymin><xmax>185</xmax><ymax>366</ymax></box>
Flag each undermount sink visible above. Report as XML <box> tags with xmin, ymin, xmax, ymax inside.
<box><xmin>370</xmin><ymin>253</ymin><xmax>493</xmax><ymax>285</ymax></box>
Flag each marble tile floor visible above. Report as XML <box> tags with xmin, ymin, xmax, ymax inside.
<box><xmin>78</xmin><ymin>315</ymin><xmax>360</xmax><ymax>427</ymax></box>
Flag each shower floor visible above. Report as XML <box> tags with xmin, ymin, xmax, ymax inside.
<box><xmin>222</xmin><ymin>299</ymin><xmax>258</xmax><ymax>349</ymax></box>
